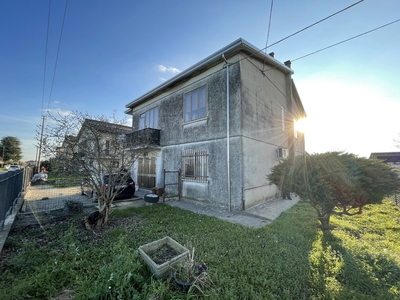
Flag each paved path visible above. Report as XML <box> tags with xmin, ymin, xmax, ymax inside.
<box><xmin>135</xmin><ymin>189</ymin><xmax>300</xmax><ymax>228</ymax></box>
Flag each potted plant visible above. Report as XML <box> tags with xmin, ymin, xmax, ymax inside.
<box><xmin>171</xmin><ymin>248</ymin><xmax>213</xmax><ymax>294</ymax></box>
<box><xmin>138</xmin><ymin>236</ymin><xmax>189</xmax><ymax>279</ymax></box>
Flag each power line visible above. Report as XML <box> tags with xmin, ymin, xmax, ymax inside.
<box><xmin>267</xmin><ymin>0</ymin><xmax>364</xmax><ymax>48</ymax></box>
<box><xmin>291</xmin><ymin>18</ymin><xmax>400</xmax><ymax>62</ymax></box>
<box><xmin>47</xmin><ymin>0</ymin><xmax>69</xmax><ymax>109</ymax></box>
<box><xmin>263</xmin><ymin>0</ymin><xmax>274</xmax><ymax>71</ymax></box>
<box><xmin>41</xmin><ymin>0</ymin><xmax>52</xmax><ymax>114</ymax></box>
<box><xmin>265</xmin><ymin>0</ymin><xmax>274</xmax><ymax>52</ymax></box>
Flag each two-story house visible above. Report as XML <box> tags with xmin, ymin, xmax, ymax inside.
<box><xmin>125</xmin><ymin>38</ymin><xmax>306</xmax><ymax>211</ymax></box>
<box><xmin>74</xmin><ymin>119</ymin><xmax>132</xmax><ymax>173</ymax></box>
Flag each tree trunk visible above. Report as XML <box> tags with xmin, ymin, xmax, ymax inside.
<box><xmin>96</xmin><ymin>205</ymin><xmax>110</xmax><ymax>227</ymax></box>
<box><xmin>318</xmin><ymin>213</ymin><xmax>331</xmax><ymax>230</ymax></box>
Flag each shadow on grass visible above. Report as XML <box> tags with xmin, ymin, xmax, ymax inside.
<box><xmin>319</xmin><ymin>230</ymin><xmax>400</xmax><ymax>299</ymax></box>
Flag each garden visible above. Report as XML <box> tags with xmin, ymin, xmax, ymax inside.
<box><xmin>0</xmin><ymin>198</ymin><xmax>399</xmax><ymax>299</ymax></box>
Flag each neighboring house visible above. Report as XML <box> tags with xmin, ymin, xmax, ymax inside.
<box><xmin>73</xmin><ymin>119</ymin><xmax>132</xmax><ymax>173</ymax></box>
<box><xmin>370</xmin><ymin>152</ymin><xmax>400</xmax><ymax>169</ymax></box>
<box><xmin>125</xmin><ymin>38</ymin><xmax>306</xmax><ymax>211</ymax></box>
<box><xmin>56</xmin><ymin>135</ymin><xmax>77</xmax><ymax>171</ymax></box>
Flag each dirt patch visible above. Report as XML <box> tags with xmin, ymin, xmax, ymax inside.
<box><xmin>148</xmin><ymin>244</ymin><xmax>181</xmax><ymax>264</ymax></box>
<box><xmin>49</xmin><ymin>289</ymin><xmax>74</xmax><ymax>300</ymax></box>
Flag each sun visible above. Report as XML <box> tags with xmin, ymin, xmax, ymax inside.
<box><xmin>296</xmin><ymin>118</ymin><xmax>308</xmax><ymax>133</ymax></box>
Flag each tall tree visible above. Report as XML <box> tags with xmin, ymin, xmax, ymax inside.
<box><xmin>268</xmin><ymin>152</ymin><xmax>400</xmax><ymax>230</ymax></box>
<box><xmin>1</xmin><ymin>136</ymin><xmax>22</xmax><ymax>162</ymax></box>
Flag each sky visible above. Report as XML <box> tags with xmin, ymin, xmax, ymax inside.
<box><xmin>1</xmin><ymin>0</ymin><xmax>400</xmax><ymax>162</ymax></box>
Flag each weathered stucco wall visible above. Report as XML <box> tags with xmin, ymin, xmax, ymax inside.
<box><xmin>238</xmin><ymin>56</ymin><xmax>291</xmax><ymax>205</ymax></box>
<box><xmin>159</xmin><ymin>137</ymin><xmax>243</xmax><ymax>210</ymax></box>
<box><xmin>128</xmin><ymin>56</ymin><xmax>244</xmax><ymax>210</ymax></box>
<box><xmin>127</xmin><ymin>52</ymin><xmax>305</xmax><ymax>211</ymax></box>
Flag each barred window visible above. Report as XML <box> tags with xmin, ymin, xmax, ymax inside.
<box><xmin>182</xmin><ymin>150</ymin><xmax>208</xmax><ymax>182</ymax></box>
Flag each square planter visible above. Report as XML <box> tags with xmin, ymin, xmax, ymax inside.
<box><xmin>138</xmin><ymin>236</ymin><xmax>189</xmax><ymax>279</ymax></box>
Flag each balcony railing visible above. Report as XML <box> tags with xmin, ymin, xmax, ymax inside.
<box><xmin>125</xmin><ymin>128</ymin><xmax>161</xmax><ymax>148</ymax></box>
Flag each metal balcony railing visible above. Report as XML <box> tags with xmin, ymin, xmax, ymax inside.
<box><xmin>125</xmin><ymin>128</ymin><xmax>161</xmax><ymax>148</ymax></box>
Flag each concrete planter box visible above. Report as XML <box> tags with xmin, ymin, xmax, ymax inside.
<box><xmin>138</xmin><ymin>236</ymin><xmax>189</xmax><ymax>279</ymax></box>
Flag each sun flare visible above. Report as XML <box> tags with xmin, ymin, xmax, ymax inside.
<box><xmin>296</xmin><ymin>118</ymin><xmax>307</xmax><ymax>133</ymax></box>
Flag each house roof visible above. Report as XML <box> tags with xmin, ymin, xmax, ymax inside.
<box><xmin>125</xmin><ymin>38</ymin><xmax>294</xmax><ymax>113</ymax></box>
<box><xmin>370</xmin><ymin>152</ymin><xmax>400</xmax><ymax>163</ymax></box>
<box><xmin>83</xmin><ymin>119</ymin><xmax>131</xmax><ymax>134</ymax></box>
<box><xmin>75</xmin><ymin>119</ymin><xmax>132</xmax><ymax>142</ymax></box>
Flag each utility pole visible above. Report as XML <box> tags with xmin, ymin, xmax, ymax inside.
<box><xmin>37</xmin><ymin>116</ymin><xmax>46</xmax><ymax>172</ymax></box>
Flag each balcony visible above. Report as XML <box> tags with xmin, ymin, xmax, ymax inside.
<box><xmin>125</xmin><ymin>128</ymin><xmax>161</xmax><ymax>149</ymax></box>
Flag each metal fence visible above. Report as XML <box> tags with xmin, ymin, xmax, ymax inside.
<box><xmin>0</xmin><ymin>167</ymin><xmax>33</xmax><ymax>230</ymax></box>
<box><xmin>388</xmin><ymin>193</ymin><xmax>399</xmax><ymax>206</ymax></box>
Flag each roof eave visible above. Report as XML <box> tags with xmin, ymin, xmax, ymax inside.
<box><xmin>125</xmin><ymin>38</ymin><xmax>293</xmax><ymax>110</ymax></box>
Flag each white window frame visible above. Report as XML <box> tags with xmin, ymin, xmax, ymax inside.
<box><xmin>140</xmin><ymin>107</ymin><xmax>159</xmax><ymax>130</ymax></box>
<box><xmin>276</xmin><ymin>147</ymin><xmax>288</xmax><ymax>159</ymax></box>
<box><xmin>184</xmin><ymin>86</ymin><xmax>207</xmax><ymax>123</ymax></box>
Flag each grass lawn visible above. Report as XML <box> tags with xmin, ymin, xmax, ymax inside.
<box><xmin>1</xmin><ymin>199</ymin><xmax>399</xmax><ymax>299</ymax></box>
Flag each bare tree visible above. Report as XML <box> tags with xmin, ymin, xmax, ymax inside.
<box><xmin>41</xmin><ymin>111</ymin><xmax>152</xmax><ymax>228</ymax></box>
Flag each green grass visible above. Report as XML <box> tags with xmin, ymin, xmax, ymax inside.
<box><xmin>1</xmin><ymin>199</ymin><xmax>399</xmax><ymax>299</ymax></box>
<box><xmin>46</xmin><ymin>172</ymin><xmax>83</xmax><ymax>187</ymax></box>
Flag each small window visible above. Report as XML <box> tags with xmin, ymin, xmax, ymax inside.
<box><xmin>276</xmin><ymin>147</ymin><xmax>288</xmax><ymax>159</ymax></box>
<box><xmin>281</xmin><ymin>106</ymin><xmax>285</xmax><ymax>132</ymax></box>
<box><xmin>104</xmin><ymin>140</ymin><xmax>110</xmax><ymax>156</ymax></box>
<box><xmin>184</xmin><ymin>86</ymin><xmax>207</xmax><ymax>122</ymax></box>
<box><xmin>140</xmin><ymin>107</ymin><xmax>159</xmax><ymax>129</ymax></box>
<box><xmin>182</xmin><ymin>150</ymin><xmax>208</xmax><ymax>182</ymax></box>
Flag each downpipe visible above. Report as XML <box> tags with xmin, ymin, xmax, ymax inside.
<box><xmin>222</xmin><ymin>54</ymin><xmax>231</xmax><ymax>212</ymax></box>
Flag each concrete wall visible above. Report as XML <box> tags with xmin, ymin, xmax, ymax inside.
<box><xmin>128</xmin><ymin>52</ymin><xmax>305</xmax><ymax>211</ymax></box>
<box><xmin>239</xmin><ymin>55</ymin><xmax>291</xmax><ymax>206</ymax></box>
<box><xmin>129</xmin><ymin>55</ymin><xmax>244</xmax><ymax>210</ymax></box>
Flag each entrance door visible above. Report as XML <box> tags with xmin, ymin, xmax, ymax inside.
<box><xmin>138</xmin><ymin>157</ymin><xmax>156</xmax><ymax>189</ymax></box>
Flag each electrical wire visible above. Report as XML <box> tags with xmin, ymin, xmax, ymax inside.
<box><xmin>132</xmin><ymin>15</ymin><xmax>400</xmax><ymax>111</ymax></box>
<box><xmin>263</xmin><ymin>0</ymin><xmax>274</xmax><ymax>71</ymax></box>
<box><xmin>47</xmin><ymin>0</ymin><xmax>69</xmax><ymax>109</ymax></box>
<box><xmin>291</xmin><ymin>18</ymin><xmax>400</xmax><ymax>62</ymax></box>
<box><xmin>265</xmin><ymin>0</ymin><xmax>274</xmax><ymax>52</ymax></box>
<box><xmin>41</xmin><ymin>0</ymin><xmax>52</xmax><ymax>114</ymax></box>
<box><xmin>267</xmin><ymin>0</ymin><xmax>364</xmax><ymax>48</ymax></box>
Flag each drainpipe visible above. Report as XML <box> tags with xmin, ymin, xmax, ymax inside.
<box><xmin>222</xmin><ymin>54</ymin><xmax>231</xmax><ymax>212</ymax></box>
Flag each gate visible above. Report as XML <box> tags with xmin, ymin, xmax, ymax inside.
<box><xmin>138</xmin><ymin>157</ymin><xmax>156</xmax><ymax>189</ymax></box>
<box><xmin>163</xmin><ymin>169</ymin><xmax>181</xmax><ymax>200</ymax></box>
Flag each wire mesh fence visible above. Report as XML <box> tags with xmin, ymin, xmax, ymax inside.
<box><xmin>22</xmin><ymin>184</ymin><xmax>95</xmax><ymax>213</ymax></box>
<box><xmin>388</xmin><ymin>193</ymin><xmax>399</xmax><ymax>206</ymax></box>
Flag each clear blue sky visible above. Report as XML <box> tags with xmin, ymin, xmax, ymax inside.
<box><xmin>1</xmin><ymin>0</ymin><xmax>399</xmax><ymax>161</ymax></box>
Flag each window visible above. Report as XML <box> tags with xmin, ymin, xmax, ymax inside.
<box><xmin>184</xmin><ymin>86</ymin><xmax>207</xmax><ymax>122</ymax></box>
<box><xmin>281</xmin><ymin>106</ymin><xmax>285</xmax><ymax>132</ymax></box>
<box><xmin>294</xmin><ymin>118</ymin><xmax>298</xmax><ymax>139</ymax></box>
<box><xmin>139</xmin><ymin>107</ymin><xmax>159</xmax><ymax>129</ymax></box>
<box><xmin>276</xmin><ymin>147</ymin><xmax>288</xmax><ymax>159</ymax></box>
<box><xmin>182</xmin><ymin>150</ymin><xmax>208</xmax><ymax>182</ymax></box>
<box><xmin>104</xmin><ymin>140</ymin><xmax>110</xmax><ymax>156</ymax></box>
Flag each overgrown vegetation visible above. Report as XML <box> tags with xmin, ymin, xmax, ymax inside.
<box><xmin>1</xmin><ymin>199</ymin><xmax>399</xmax><ymax>299</ymax></box>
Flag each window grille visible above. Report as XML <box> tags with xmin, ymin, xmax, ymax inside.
<box><xmin>182</xmin><ymin>150</ymin><xmax>208</xmax><ymax>182</ymax></box>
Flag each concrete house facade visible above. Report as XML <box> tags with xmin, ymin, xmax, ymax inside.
<box><xmin>73</xmin><ymin>119</ymin><xmax>132</xmax><ymax>173</ymax></box>
<box><xmin>125</xmin><ymin>38</ymin><xmax>306</xmax><ymax>211</ymax></box>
